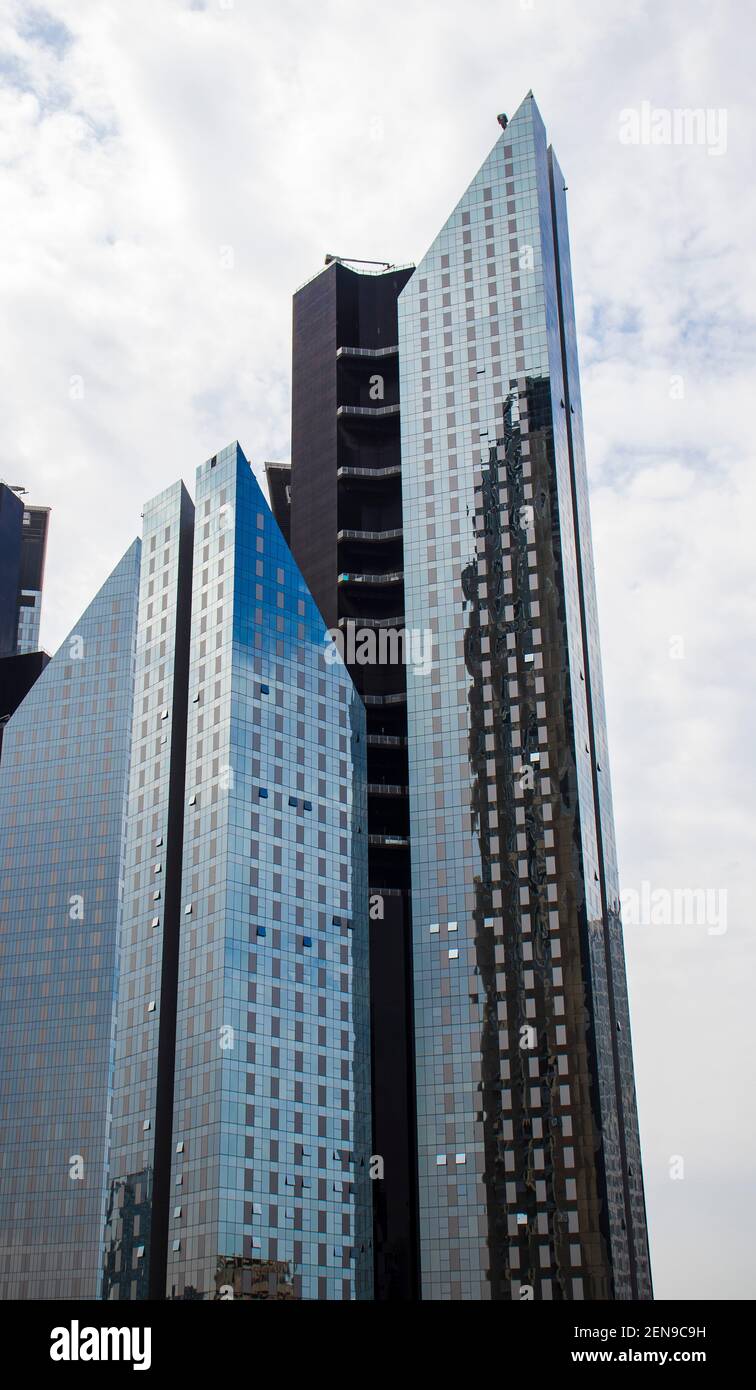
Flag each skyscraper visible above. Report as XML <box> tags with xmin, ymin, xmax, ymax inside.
<box><xmin>0</xmin><ymin>542</ymin><xmax>141</xmax><ymax>1298</ymax></box>
<box><xmin>0</xmin><ymin>94</ymin><xmax>651</xmax><ymax>1304</ymax></box>
<box><xmin>103</xmin><ymin>444</ymin><xmax>372</xmax><ymax>1301</ymax></box>
<box><xmin>0</xmin><ymin>483</ymin><xmax>52</xmax><ymax>762</ymax></box>
<box><xmin>0</xmin><ymin>484</ymin><xmax>24</xmax><ymax>660</ymax></box>
<box><xmin>101</xmin><ymin>478</ymin><xmax>195</xmax><ymax>1300</ymax></box>
<box><xmin>279</xmin><ymin>259</ymin><xmax>419</xmax><ymax>1299</ymax></box>
<box><xmin>398</xmin><ymin>94</ymin><xmax>651</xmax><ymax>1299</ymax></box>
<box><xmin>0</xmin><ymin>481</ymin><xmax>50</xmax><ymax>658</ymax></box>
<box><xmin>280</xmin><ymin>95</ymin><xmax>651</xmax><ymax>1301</ymax></box>
<box><xmin>15</xmin><ymin>503</ymin><xmax>51</xmax><ymax>655</ymax></box>
<box><xmin>0</xmin><ymin>444</ymin><xmax>371</xmax><ymax>1301</ymax></box>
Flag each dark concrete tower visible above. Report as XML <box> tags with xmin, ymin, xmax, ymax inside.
<box><xmin>0</xmin><ymin>483</ymin><xmax>52</xmax><ymax>761</ymax></box>
<box><xmin>0</xmin><ymin>483</ymin><xmax>24</xmax><ymax>659</ymax></box>
<box><xmin>0</xmin><ymin>482</ymin><xmax>50</xmax><ymax>657</ymax></box>
<box><xmin>280</xmin><ymin>259</ymin><xmax>419</xmax><ymax>1300</ymax></box>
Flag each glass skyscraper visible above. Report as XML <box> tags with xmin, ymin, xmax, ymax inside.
<box><xmin>0</xmin><ymin>445</ymin><xmax>371</xmax><ymax>1301</ymax></box>
<box><xmin>0</xmin><ymin>542</ymin><xmax>141</xmax><ymax>1298</ymax></box>
<box><xmin>176</xmin><ymin>447</ymin><xmax>370</xmax><ymax>1299</ymax></box>
<box><xmin>398</xmin><ymin>94</ymin><xmax>651</xmax><ymax>1299</ymax></box>
<box><xmin>0</xmin><ymin>96</ymin><xmax>651</xmax><ymax>1304</ymax></box>
<box><xmin>275</xmin><ymin>95</ymin><xmax>650</xmax><ymax>1302</ymax></box>
<box><xmin>102</xmin><ymin>479</ymin><xmax>195</xmax><ymax>1300</ymax></box>
<box><xmin>104</xmin><ymin>444</ymin><xmax>371</xmax><ymax>1301</ymax></box>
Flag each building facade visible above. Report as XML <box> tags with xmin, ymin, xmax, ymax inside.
<box><xmin>0</xmin><ymin>482</ymin><xmax>50</xmax><ymax>658</ymax></box>
<box><xmin>277</xmin><ymin>260</ymin><xmax>419</xmax><ymax>1300</ymax></box>
<box><xmin>0</xmin><ymin>651</ymin><xmax>50</xmax><ymax>763</ymax></box>
<box><xmin>0</xmin><ymin>483</ymin><xmax>24</xmax><ymax>660</ymax></box>
<box><xmin>100</xmin><ymin>444</ymin><xmax>372</xmax><ymax>1301</ymax></box>
<box><xmin>16</xmin><ymin>503</ymin><xmax>51</xmax><ymax>655</ymax></box>
<box><xmin>101</xmin><ymin>480</ymin><xmax>195</xmax><ymax>1299</ymax></box>
<box><xmin>0</xmin><ymin>484</ymin><xmax>51</xmax><ymax>763</ymax></box>
<box><xmin>0</xmin><ymin>96</ymin><xmax>651</xmax><ymax>1303</ymax></box>
<box><xmin>278</xmin><ymin>98</ymin><xmax>650</xmax><ymax>1302</ymax></box>
<box><xmin>0</xmin><ymin>445</ymin><xmax>371</xmax><ymax>1301</ymax></box>
<box><xmin>397</xmin><ymin>94</ymin><xmax>651</xmax><ymax>1299</ymax></box>
<box><xmin>0</xmin><ymin>542</ymin><xmax>141</xmax><ymax>1298</ymax></box>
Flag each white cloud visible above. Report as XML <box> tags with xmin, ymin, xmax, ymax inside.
<box><xmin>1</xmin><ymin>0</ymin><xmax>753</xmax><ymax>1298</ymax></box>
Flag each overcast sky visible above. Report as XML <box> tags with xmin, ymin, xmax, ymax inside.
<box><xmin>1</xmin><ymin>0</ymin><xmax>753</xmax><ymax>1301</ymax></box>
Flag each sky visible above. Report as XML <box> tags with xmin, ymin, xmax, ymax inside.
<box><xmin>1</xmin><ymin>0</ymin><xmax>753</xmax><ymax>1301</ymax></box>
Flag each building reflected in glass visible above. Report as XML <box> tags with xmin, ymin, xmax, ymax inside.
<box><xmin>398</xmin><ymin>95</ymin><xmax>652</xmax><ymax>1299</ymax></box>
